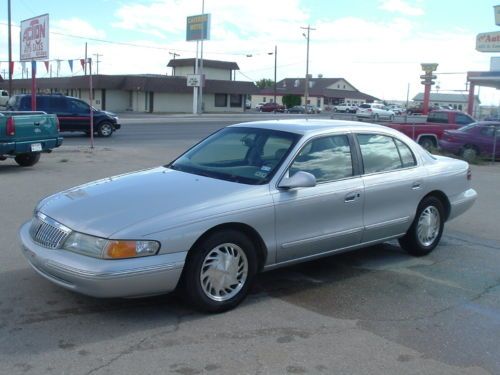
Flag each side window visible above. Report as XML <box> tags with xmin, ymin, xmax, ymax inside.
<box><xmin>36</xmin><ymin>97</ymin><xmax>50</xmax><ymax>111</ymax></box>
<box><xmin>68</xmin><ymin>99</ymin><xmax>89</xmax><ymax>113</ymax></box>
<box><xmin>427</xmin><ymin>112</ymin><xmax>448</xmax><ymax>123</ymax></box>
<box><xmin>456</xmin><ymin>114</ymin><xmax>473</xmax><ymax>125</ymax></box>
<box><xmin>357</xmin><ymin>134</ymin><xmax>402</xmax><ymax>173</ymax></box>
<box><xmin>480</xmin><ymin>126</ymin><xmax>495</xmax><ymax>137</ymax></box>
<box><xmin>289</xmin><ymin>135</ymin><xmax>353</xmax><ymax>183</ymax></box>
<box><xmin>50</xmin><ymin>97</ymin><xmax>68</xmax><ymax>112</ymax></box>
<box><xmin>394</xmin><ymin>139</ymin><xmax>416</xmax><ymax>168</ymax></box>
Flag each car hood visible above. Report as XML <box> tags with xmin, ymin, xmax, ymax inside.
<box><xmin>37</xmin><ymin>167</ymin><xmax>267</xmax><ymax>238</ymax></box>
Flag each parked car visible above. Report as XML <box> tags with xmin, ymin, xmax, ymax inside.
<box><xmin>287</xmin><ymin>105</ymin><xmax>306</xmax><ymax>114</ymax></box>
<box><xmin>259</xmin><ymin>102</ymin><xmax>285</xmax><ymax>112</ymax></box>
<box><xmin>0</xmin><ymin>90</ymin><xmax>9</xmax><ymax>108</ymax></box>
<box><xmin>439</xmin><ymin>121</ymin><xmax>500</xmax><ymax>161</ymax></box>
<box><xmin>385</xmin><ymin>110</ymin><xmax>475</xmax><ymax>149</ymax></box>
<box><xmin>332</xmin><ymin>103</ymin><xmax>357</xmax><ymax>113</ymax></box>
<box><xmin>356</xmin><ymin>103</ymin><xmax>395</xmax><ymax>121</ymax></box>
<box><xmin>305</xmin><ymin>105</ymin><xmax>321</xmax><ymax>114</ymax></box>
<box><xmin>388</xmin><ymin>105</ymin><xmax>404</xmax><ymax>115</ymax></box>
<box><xmin>20</xmin><ymin>120</ymin><xmax>477</xmax><ymax>312</ymax></box>
<box><xmin>7</xmin><ymin>94</ymin><xmax>121</xmax><ymax>137</ymax></box>
<box><xmin>1</xmin><ymin>111</ymin><xmax>63</xmax><ymax>166</ymax></box>
<box><xmin>255</xmin><ymin>102</ymin><xmax>265</xmax><ymax>110</ymax></box>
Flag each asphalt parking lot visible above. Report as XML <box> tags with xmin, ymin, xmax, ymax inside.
<box><xmin>1</xmin><ymin>119</ymin><xmax>499</xmax><ymax>374</ymax></box>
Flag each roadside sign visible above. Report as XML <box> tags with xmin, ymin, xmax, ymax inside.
<box><xmin>495</xmin><ymin>5</ymin><xmax>500</xmax><ymax>26</ymax></box>
<box><xmin>186</xmin><ymin>14</ymin><xmax>211</xmax><ymax>41</ymax></box>
<box><xmin>187</xmin><ymin>74</ymin><xmax>202</xmax><ymax>87</ymax></box>
<box><xmin>421</xmin><ymin>63</ymin><xmax>438</xmax><ymax>73</ymax></box>
<box><xmin>20</xmin><ymin>14</ymin><xmax>49</xmax><ymax>61</ymax></box>
<box><xmin>476</xmin><ymin>31</ymin><xmax>500</xmax><ymax>52</ymax></box>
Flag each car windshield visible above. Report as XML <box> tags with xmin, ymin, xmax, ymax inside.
<box><xmin>169</xmin><ymin>127</ymin><xmax>300</xmax><ymax>185</ymax></box>
<box><xmin>458</xmin><ymin>122</ymin><xmax>480</xmax><ymax>132</ymax></box>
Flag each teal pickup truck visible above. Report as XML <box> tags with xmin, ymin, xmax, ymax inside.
<box><xmin>0</xmin><ymin>111</ymin><xmax>63</xmax><ymax>167</ymax></box>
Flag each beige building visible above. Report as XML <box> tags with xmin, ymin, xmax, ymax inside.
<box><xmin>412</xmin><ymin>93</ymin><xmax>480</xmax><ymax>117</ymax></box>
<box><xmin>2</xmin><ymin>59</ymin><xmax>258</xmax><ymax>113</ymax></box>
<box><xmin>252</xmin><ymin>77</ymin><xmax>378</xmax><ymax>109</ymax></box>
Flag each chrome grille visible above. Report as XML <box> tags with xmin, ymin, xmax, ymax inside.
<box><xmin>30</xmin><ymin>213</ymin><xmax>72</xmax><ymax>249</ymax></box>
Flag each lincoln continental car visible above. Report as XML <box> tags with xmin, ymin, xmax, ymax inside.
<box><xmin>19</xmin><ymin>120</ymin><xmax>477</xmax><ymax>312</ymax></box>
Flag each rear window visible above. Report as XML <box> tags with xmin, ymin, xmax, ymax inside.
<box><xmin>427</xmin><ymin>112</ymin><xmax>448</xmax><ymax>124</ymax></box>
<box><xmin>359</xmin><ymin>104</ymin><xmax>371</xmax><ymax>109</ymax></box>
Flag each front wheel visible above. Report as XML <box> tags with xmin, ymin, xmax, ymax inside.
<box><xmin>418</xmin><ymin>137</ymin><xmax>435</xmax><ymax>150</ymax></box>
<box><xmin>97</xmin><ymin>122</ymin><xmax>114</xmax><ymax>137</ymax></box>
<box><xmin>15</xmin><ymin>152</ymin><xmax>41</xmax><ymax>167</ymax></box>
<box><xmin>182</xmin><ymin>230</ymin><xmax>258</xmax><ymax>313</ymax></box>
<box><xmin>399</xmin><ymin>196</ymin><xmax>445</xmax><ymax>256</ymax></box>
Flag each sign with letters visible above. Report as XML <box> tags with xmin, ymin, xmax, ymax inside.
<box><xmin>20</xmin><ymin>14</ymin><xmax>49</xmax><ymax>61</ymax></box>
<box><xmin>186</xmin><ymin>14</ymin><xmax>211</xmax><ymax>41</ymax></box>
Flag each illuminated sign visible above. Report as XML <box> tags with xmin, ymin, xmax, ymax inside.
<box><xmin>186</xmin><ymin>14</ymin><xmax>211</xmax><ymax>41</ymax></box>
<box><xmin>20</xmin><ymin>14</ymin><xmax>49</xmax><ymax>61</ymax></box>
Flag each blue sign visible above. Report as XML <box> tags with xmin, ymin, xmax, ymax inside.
<box><xmin>186</xmin><ymin>14</ymin><xmax>211</xmax><ymax>41</ymax></box>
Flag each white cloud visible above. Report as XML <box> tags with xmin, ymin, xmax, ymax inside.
<box><xmin>379</xmin><ymin>0</ymin><xmax>424</xmax><ymax>16</ymax></box>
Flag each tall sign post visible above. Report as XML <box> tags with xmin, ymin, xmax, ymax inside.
<box><xmin>20</xmin><ymin>14</ymin><xmax>49</xmax><ymax>111</ymax></box>
<box><xmin>420</xmin><ymin>63</ymin><xmax>438</xmax><ymax>115</ymax></box>
<box><xmin>186</xmin><ymin>13</ymin><xmax>210</xmax><ymax>114</ymax></box>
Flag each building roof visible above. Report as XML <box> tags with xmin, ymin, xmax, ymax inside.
<box><xmin>0</xmin><ymin>74</ymin><xmax>258</xmax><ymax>95</ymax></box>
<box><xmin>413</xmin><ymin>92</ymin><xmax>480</xmax><ymax>104</ymax></box>
<box><xmin>258</xmin><ymin>77</ymin><xmax>378</xmax><ymax>101</ymax></box>
<box><xmin>167</xmin><ymin>58</ymin><xmax>239</xmax><ymax>70</ymax></box>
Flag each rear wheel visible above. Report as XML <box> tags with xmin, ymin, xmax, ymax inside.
<box><xmin>15</xmin><ymin>152</ymin><xmax>41</xmax><ymax>167</ymax></box>
<box><xmin>97</xmin><ymin>122</ymin><xmax>114</xmax><ymax>137</ymax></box>
<box><xmin>182</xmin><ymin>230</ymin><xmax>258</xmax><ymax>313</ymax></box>
<box><xmin>460</xmin><ymin>145</ymin><xmax>479</xmax><ymax>162</ymax></box>
<box><xmin>399</xmin><ymin>196</ymin><xmax>444</xmax><ymax>256</ymax></box>
<box><xmin>418</xmin><ymin>137</ymin><xmax>436</xmax><ymax>150</ymax></box>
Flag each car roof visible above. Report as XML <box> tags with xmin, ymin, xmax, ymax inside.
<box><xmin>229</xmin><ymin>119</ymin><xmax>401</xmax><ymax>137</ymax></box>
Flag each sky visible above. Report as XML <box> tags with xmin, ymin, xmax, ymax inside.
<box><xmin>1</xmin><ymin>0</ymin><xmax>500</xmax><ymax>105</ymax></box>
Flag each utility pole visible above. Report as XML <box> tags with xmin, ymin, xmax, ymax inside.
<box><xmin>274</xmin><ymin>45</ymin><xmax>277</xmax><ymax>105</ymax></box>
<box><xmin>93</xmin><ymin>53</ymin><xmax>102</xmax><ymax>75</ymax></box>
<box><xmin>55</xmin><ymin>60</ymin><xmax>62</xmax><ymax>77</ymax></box>
<box><xmin>301</xmin><ymin>25</ymin><xmax>315</xmax><ymax>113</ymax></box>
<box><xmin>168</xmin><ymin>52</ymin><xmax>180</xmax><ymax>75</ymax></box>
<box><xmin>8</xmin><ymin>0</ymin><xmax>13</xmax><ymax>95</ymax></box>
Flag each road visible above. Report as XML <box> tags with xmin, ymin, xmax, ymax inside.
<box><xmin>1</xmin><ymin>115</ymin><xmax>499</xmax><ymax>374</ymax></box>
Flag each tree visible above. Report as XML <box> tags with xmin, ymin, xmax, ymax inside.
<box><xmin>282</xmin><ymin>94</ymin><xmax>301</xmax><ymax>108</ymax></box>
<box><xmin>255</xmin><ymin>78</ymin><xmax>274</xmax><ymax>89</ymax></box>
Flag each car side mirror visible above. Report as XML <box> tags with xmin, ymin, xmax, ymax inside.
<box><xmin>278</xmin><ymin>171</ymin><xmax>316</xmax><ymax>189</ymax></box>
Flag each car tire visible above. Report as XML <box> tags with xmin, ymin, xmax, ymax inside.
<box><xmin>333</xmin><ymin>108</ymin><xmax>338</xmax><ymax>112</ymax></box>
<box><xmin>15</xmin><ymin>152</ymin><xmax>41</xmax><ymax>167</ymax></box>
<box><xmin>460</xmin><ymin>145</ymin><xmax>479</xmax><ymax>162</ymax></box>
<box><xmin>398</xmin><ymin>196</ymin><xmax>445</xmax><ymax>257</ymax></box>
<box><xmin>97</xmin><ymin>122</ymin><xmax>114</xmax><ymax>137</ymax></box>
<box><xmin>182</xmin><ymin>230</ymin><xmax>258</xmax><ymax>313</ymax></box>
<box><xmin>389</xmin><ymin>114</ymin><xmax>395</xmax><ymax>121</ymax></box>
<box><xmin>373</xmin><ymin>114</ymin><xmax>379</xmax><ymax>121</ymax></box>
<box><xmin>418</xmin><ymin>137</ymin><xmax>436</xmax><ymax>150</ymax></box>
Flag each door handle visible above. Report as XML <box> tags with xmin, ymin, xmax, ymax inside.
<box><xmin>345</xmin><ymin>192</ymin><xmax>360</xmax><ymax>202</ymax></box>
<box><xmin>412</xmin><ymin>182</ymin><xmax>421</xmax><ymax>190</ymax></box>
<box><xmin>33</xmin><ymin>122</ymin><xmax>40</xmax><ymax>126</ymax></box>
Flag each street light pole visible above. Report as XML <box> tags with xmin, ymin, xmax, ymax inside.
<box><xmin>8</xmin><ymin>0</ymin><xmax>13</xmax><ymax>95</ymax></box>
<box><xmin>301</xmin><ymin>25</ymin><xmax>315</xmax><ymax>112</ymax></box>
<box><xmin>274</xmin><ymin>45</ymin><xmax>277</xmax><ymax>105</ymax></box>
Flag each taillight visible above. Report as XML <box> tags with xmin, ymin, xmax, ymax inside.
<box><xmin>56</xmin><ymin>117</ymin><xmax>60</xmax><ymax>132</ymax></box>
<box><xmin>6</xmin><ymin>117</ymin><xmax>15</xmax><ymax>136</ymax></box>
<box><xmin>367</xmin><ymin>109</ymin><xmax>372</xmax><ymax>112</ymax></box>
<box><xmin>467</xmin><ymin>167</ymin><xmax>472</xmax><ymax>181</ymax></box>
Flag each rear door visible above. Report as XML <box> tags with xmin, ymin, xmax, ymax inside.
<box><xmin>356</xmin><ymin>133</ymin><xmax>425</xmax><ymax>242</ymax></box>
<box><xmin>53</xmin><ymin>97</ymin><xmax>90</xmax><ymax>132</ymax></box>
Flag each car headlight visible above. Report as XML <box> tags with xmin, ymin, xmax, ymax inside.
<box><xmin>63</xmin><ymin>232</ymin><xmax>160</xmax><ymax>259</ymax></box>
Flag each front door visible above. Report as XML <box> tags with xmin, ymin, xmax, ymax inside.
<box><xmin>272</xmin><ymin>134</ymin><xmax>364</xmax><ymax>263</ymax></box>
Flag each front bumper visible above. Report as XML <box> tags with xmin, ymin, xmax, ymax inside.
<box><xmin>19</xmin><ymin>221</ymin><xmax>186</xmax><ymax>298</ymax></box>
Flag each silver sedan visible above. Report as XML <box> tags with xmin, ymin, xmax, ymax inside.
<box><xmin>19</xmin><ymin>120</ymin><xmax>477</xmax><ymax>312</ymax></box>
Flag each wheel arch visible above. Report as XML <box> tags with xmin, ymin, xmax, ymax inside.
<box><xmin>416</xmin><ymin>134</ymin><xmax>438</xmax><ymax>147</ymax></box>
<box><xmin>422</xmin><ymin>190</ymin><xmax>451</xmax><ymax>221</ymax></box>
<box><xmin>187</xmin><ymin>222</ymin><xmax>268</xmax><ymax>272</ymax></box>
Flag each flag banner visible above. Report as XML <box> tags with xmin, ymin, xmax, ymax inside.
<box><xmin>44</xmin><ymin>61</ymin><xmax>49</xmax><ymax>72</ymax></box>
<box><xmin>80</xmin><ymin>59</ymin><xmax>86</xmax><ymax>70</ymax></box>
<box><xmin>10</xmin><ymin>61</ymin><xmax>15</xmax><ymax>74</ymax></box>
<box><xmin>31</xmin><ymin>61</ymin><xmax>36</xmax><ymax>74</ymax></box>
<box><xmin>68</xmin><ymin>60</ymin><xmax>73</xmax><ymax>72</ymax></box>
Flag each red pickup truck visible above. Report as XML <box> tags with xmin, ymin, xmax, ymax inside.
<box><xmin>383</xmin><ymin>110</ymin><xmax>475</xmax><ymax>149</ymax></box>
